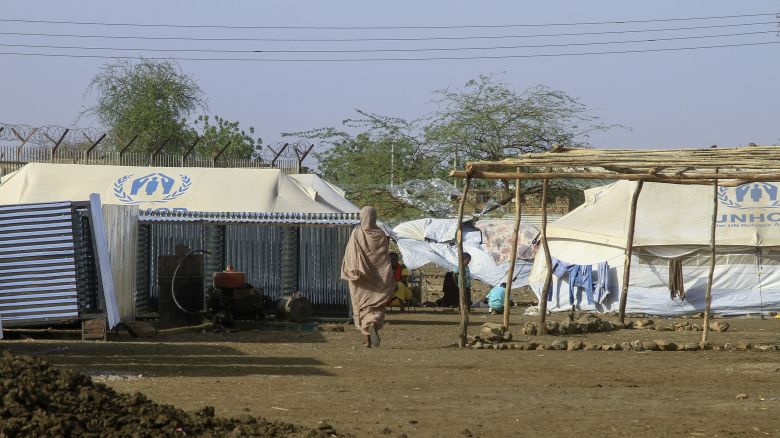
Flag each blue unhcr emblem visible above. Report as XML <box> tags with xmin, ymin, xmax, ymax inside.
<box><xmin>114</xmin><ymin>172</ymin><xmax>191</xmax><ymax>205</ymax></box>
<box><xmin>718</xmin><ymin>183</ymin><xmax>780</xmax><ymax>210</ymax></box>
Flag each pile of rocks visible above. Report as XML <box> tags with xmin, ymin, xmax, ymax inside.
<box><xmin>633</xmin><ymin>319</ymin><xmax>730</xmax><ymax>332</ymax></box>
<box><xmin>467</xmin><ymin>338</ymin><xmax>777</xmax><ymax>352</ymax></box>
<box><xmin>0</xmin><ymin>351</ymin><xmax>346</xmax><ymax>438</ymax></box>
<box><xmin>521</xmin><ymin>313</ymin><xmax>617</xmax><ymax>336</ymax></box>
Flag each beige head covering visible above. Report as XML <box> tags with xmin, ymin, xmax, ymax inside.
<box><xmin>340</xmin><ymin>206</ymin><xmax>392</xmax><ymax>286</ymax></box>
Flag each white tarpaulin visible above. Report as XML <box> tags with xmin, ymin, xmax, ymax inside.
<box><xmin>0</xmin><ymin>163</ymin><xmax>359</xmax><ymax>214</ymax></box>
<box><xmin>529</xmin><ymin>180</ymin><xmax>780</xmax><ymax>315</ymax></box>
<box><xmin>394</xmin><ymin>218</ymin><xmax>539</xmax><ymax>287</ymax></box>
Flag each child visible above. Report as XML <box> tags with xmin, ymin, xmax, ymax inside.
<box><xmin>485</xmin><ymin>282</ymin><xmax>507</xmax><ymax>315</ymax></box>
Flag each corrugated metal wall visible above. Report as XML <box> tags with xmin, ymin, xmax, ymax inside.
<box><xmin>137</xmin><ymin>221</ymin><xmax>353</xmax><ymax>316</ymax></box>
<box><xmin>225</xmin><ymin>225</ymin><xmax>284</xmax><ymax>299</ymax></box>
<box><xmin>298</xmin><ymin>226</ymin><xmax>351</xmax><ymax>315</ymax></box>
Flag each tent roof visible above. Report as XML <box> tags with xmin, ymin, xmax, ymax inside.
<box><xmin>549</xmin><ymin>180</ymin><xmax>780</xmax><ymax>247</ymax></box>
<box><xmin>0</xmin><ymin>163</ymin><xmax>359</xmax><ymax>214</ymax></box>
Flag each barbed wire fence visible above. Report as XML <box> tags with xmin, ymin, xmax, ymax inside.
<box><xmin>0</xmin><ymin>122</ymin><xmax>315</xmax><ymax>174</ymax></box>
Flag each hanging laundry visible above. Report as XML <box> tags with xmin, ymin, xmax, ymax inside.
<box><xmin>547</xmin><ymin>257</ymin><xmax>594</xmax><ymax>306</ymax></box>
<box><xmin>594</xmin><ymin>261</ymin><xmax>610</xmax><ymax>304</ymax></box>
<box><xmin>668</xmin><ymin>258</ymin><xmax>685</xmax><ymax>301</ymax></box>
<box><xmin>571</xmin><ymin>265</ymin><xmax>594</xmax><ymax>305</ymax></box>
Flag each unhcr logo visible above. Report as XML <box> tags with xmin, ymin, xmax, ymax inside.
<box><xmin>717</xmin><ymin>183</ymin><xmax>780</xmax><ymax>227</ymax></box>
<box><xmin>114</xmin><ymin>172</ymin><xmax>191</xmax><ymax>206</ymax></box>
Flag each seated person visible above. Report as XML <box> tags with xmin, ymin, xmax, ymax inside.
<box><xmin>485</xmin><ymin>282</ymin><xmax>507</xmax><ymax>315</ymax></box>
<box><xmin>386</xmin><ymin>252</ymin><xmax>413</xmax><ymax>310</ymax></box>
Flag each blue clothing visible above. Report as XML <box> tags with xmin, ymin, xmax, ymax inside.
<box><xmin>486</xmin><ymin>286</ymin><xmax>506</xmax><ymax>310</ymax></box>
<box><xmin>594</xmin><ymin>261</ymin><xmax>610</xmax><ymax>303</ymax></box>
<box><xmin>548</xmin><ymin>257</ymin><xmax>594</xmax><ymax>305</ymax></box>
<box><xmin>453</xmin><ymin>265</ymin><xmax>472</xmax><ymax>289</ymax></box>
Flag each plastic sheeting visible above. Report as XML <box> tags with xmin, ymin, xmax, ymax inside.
<box><xmin>393</xmin><ymin>218</ymin><xmax>539</xmax><ymax>287</ymax></box>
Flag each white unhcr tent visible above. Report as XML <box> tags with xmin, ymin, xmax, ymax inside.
<box><xmin>528</xmin><ymin>180</ymin><xmax>780</xmax><ymax>315</ymax></box>
<box><xmin>0</xmin><ymin>163</ymin><xmax>359</xmax><ymax>214</ymax></box>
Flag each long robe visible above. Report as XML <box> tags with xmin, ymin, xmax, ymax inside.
<box><xmin>340</xmin><ymin>206</ymin><xmax>394</xmax><ymax>335</ymax></box>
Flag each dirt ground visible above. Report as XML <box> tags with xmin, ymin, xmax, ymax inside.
<box><xmin>2</xmin><ymin>309</ymin><xmax>779</xmax><ymax>438</ymax></box>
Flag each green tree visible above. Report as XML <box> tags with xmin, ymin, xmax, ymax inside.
<box><xmin>424</xmin><ymin>75</ymin><xmax>614</xmax><ymax>210</ymax></box>
<box><xmin>85</xmin><ymin>59</ymin><xmax>206</xmax><ymax>154</ymax></box>
<box><xmin>192</xmin><ymin>115</ymin><xmax>261</xmax><ymax>160</ymax></box>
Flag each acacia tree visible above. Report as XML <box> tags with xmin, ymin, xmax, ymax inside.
<box><xmin>85</xmin><ymin>59</ymin><xmax>206</xmax><ymax>154</ymax></box>
<box><xmin>424</xmin><ymin>75</ymin><xmax>614</xmax><ymax>208</ymax></box>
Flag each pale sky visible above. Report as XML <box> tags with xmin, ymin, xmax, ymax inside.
<box><xmin>2</xmin><ymin>0</ymin><xmax>779</xmax><ymax>161</ymax></box>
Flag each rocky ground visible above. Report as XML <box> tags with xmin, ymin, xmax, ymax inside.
<box><xmin>1</xmin><ymin>309</ymin><xmax>779</xmax><ymax>437</ymax></box>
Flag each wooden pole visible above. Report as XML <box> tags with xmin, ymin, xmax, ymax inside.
<box><xmin>618</xmin><ymin>180</ymin><xmax>645</xmax><ymax>324</ymax></box>
<box><xmin>702</xmin><ymin>172</ymin><xmax>719</xmax><ymax>343</ymax></box>
<box><xmin>456</xmin><ymin>176</ymin><xmax>472</xmax><ymax>348</ymax></box>
<box><xmin>538</xmin><ymin>178</ymin><xmax>552</xmax><ymax>335</ymax></box>
<box><xmin>502</xmin><ymin>176</ymin><xmax>522</xmax><ymax>329</ymax></box>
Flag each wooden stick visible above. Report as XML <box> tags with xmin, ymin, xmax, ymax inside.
<box><xmin>702</xmin><ymin>171</ymin><xmax>719</xmax><ymax>344</ymax></box>
<box><xmin>618</xmin><ymin>180</ymin><xmax>645</xmax><ymax>324</ymax></box>
<box><xmin>503</xmin><ymin>176</ymin><xmax>522</xmax><ymax>329</ymax></box>
<box><xmin>456</xmin><ymin>176</ymin><xmax>472</xmax><ymax>348</ymax></box>
<box><xmin>538</xmin><ymin>178</ymin><xmax>552</xmax><ymax>335</ymax></box>
<box><xmin>450</xmin><ymin>170</ymin><xmax>780</xmax><ymax>184</ymax></box>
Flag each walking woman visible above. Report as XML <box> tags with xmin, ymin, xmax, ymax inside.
<box><xmin>341</xmin><ymin>206</ymin><xmax>395</xmax><ymax>347</ymax></box>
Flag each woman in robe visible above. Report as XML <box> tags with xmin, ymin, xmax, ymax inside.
<box><xmin>341</xmin><ymin>206</ymin><xmax>395</xmax><ymax>347</ymax></box>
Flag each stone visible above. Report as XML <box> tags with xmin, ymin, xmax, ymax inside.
<box><xmin>502</xmin><ymin>331</ymin><xmax>513</xmax><ymax>341</ymax></box>
<box><xmin>735</xmin><ymin>393</ymin><xmax>748</xmax><ymax>400</ymax></box>
<box><xmin>681</xmin><ymin>343</ymin><xmax>700</xmax><ymax>351</ymax></box>
<box><xmin>522</xmin><ymin>322</ymin><xmax>538</xmax><ymax>336</ymax></box>
<box><xmin>527</xmin><ymin>342</ymin><xmax>539</xmax><ymax>350</ymax></box>
<box><xmin>544</xmin><ymin>321</ymin><xmax>560</xmax><ymax>335</ymax></box>
<box><xmin>654</xmin><ymin>340</ymin><xmax>677</xmax><ymax>351</ymax></box>
<box><xmin>584</xmin><ymin>343</ymin><xmax>601</xmax><ymax>351</ymax></box>
<box><xmin>620</xmin><ymin>342</ymin><xmax>633</xmax><ymax>351</ymax></box>
<box><xmin>630</xmin><ymin>340</ymin><xmax>644</xmax><ymax>351</ymax></box>
<box><xmin>634</xmin><ymin>319</ymin><xmax>655</xmax><ymax>329</ymax></box>
<box><xmin>515</xmin><ymin>343</ymin><xmax>526</xmax><ymax>350</ymax></box>
<box><xmin>713</xmin><ymin>345</ymin><xmax>724</xmax><ymax>351</ymax></box>
<box><xmin>735</xmin><ymin>340</ymin><xmax>752</xmax><ymax>351</ymax></box>
<box><xmin>481</xmin><ymin>322</ymin><xmax>504</xmax><ymax>336</ymax></box>
<box><xmin>673</xmin><ymin>322</ymin><xmax>690</xmax><ymax>330</ymax></box>
<box><xmin>473</xmin><ymin>342</ymin><xmax>483</xmax><ymax>349</ymax></box>
<box><xmin>611</xmin><ymin>321</ymin><xmax>626</xmax><ymax>330</ymax></box>
<box><xmin>500</xmin><ymin>343</ymin><xmax>509</xmax><ymax>350</ymax></box>
<box><xmin>642</xmin><ymin>341</ymin><xmax>660</xmax><ymax>351</ymax></box>
<box><xmin>655</xmin><ymin>324</ymin><xmax>674</xmax><ymax>332</ymax></box>
<box><xmin>488</xmin><ymin>334</ymin><xmax>504</xmax><ymax>342</ymax></box>
<box><xmin>723</xmin><ymin>343</ymin><xmax>735</xmax><ymax>351</ymax></box>
<box><xmin>567</xmin><ymin>340</ymin><xmax>584</xmax><ymax>351</ymax></box>
<box><xmin>492</xmin><ymin>344</ymin><xmax>501</xmax><ymax>350</ymax></box>
<box><xmin>601</xmin><ymin>344</ymin><xmax>612</xmax><ymax>351</ymax></box>
<box><xmin>550</xmin><ymin>339</ymin><xmax>568</xmax><ymax>351</ymax></box>
<box><xmin>536</xmin><ymin>344</ymin><xmax>548</xmax><ymax>351</ymax></box>
<box><xmin>754</xmin><ymin>344</ymin><xmax>777</xmax><ymax>352</ymax></box>
<box><xmin>691</xmin><ymin>324</ymin><xmax>703</xmax><ymax>331</ymax></box>
<box><xmin>710</xmin><ymin>321</ymin><xmax>730</xmax><ymax>332</ymax></box>
<box><xmin>699</xmin><ymin>341</ymin><xmax>714</xmax><ymax>351</ymax></box>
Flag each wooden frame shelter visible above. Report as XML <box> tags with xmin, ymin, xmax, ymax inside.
<box><xmin>450</xmin><ymin>145</ymin><xmax>780</xmax><ymax>347</ymax></box>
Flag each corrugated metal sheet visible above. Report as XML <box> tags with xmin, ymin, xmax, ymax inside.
<box><xmin>298</xmin><ymin>226</ymin><xmax>351</xmax><ymax>316</ymax></box>
<box><xmin>103</xmin><ymin>204</ymin><xmax>139</xmax><ymax>322</ymax></box>
<box><xmin>0</xmin><ymin>202</ymin><xmax>80</xmax><ymax>326</ymax></box>
<box><xmin>225</xmin><ymin>225</ymin><xmax>284</xmax><ymax>299</ymax></box>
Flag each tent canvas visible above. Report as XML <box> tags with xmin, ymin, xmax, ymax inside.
<box><xmin>0</xmin><ymin>163</ymin><xmax>359</xmax><ymax>214</ymax></box>
<box><xmin>528</xmin><ymin>180</ymin><xmax>780</xmax><ymax>315</ymax></box>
